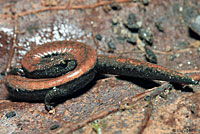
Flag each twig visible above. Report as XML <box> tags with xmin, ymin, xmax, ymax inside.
<box><xmin>178</xmin><ymin>70</ymin><xmax>200</xmax><ymax>74</ymax></box>
<box><xmin>54</xmin><ymin>106</ymin><xmax>120</xmax><ymax>134</ymax></box>
<box><xmin>50</xmin><ymin>83</ymin><xmax>172</xmax><ymax>134</ymax></box>
<box><xmin>4</xmin><ymin>15</ymin><xmax>20</xmax><ymax>74</ymax></box>
<box><xmin>152</xmin><ymin>48</ymin><xmax>195</xmax><ymax>55</ymax></box>
<box><xmin>137</xmin><ymin>102</ymin><xmax>153</xmax><ymax>134</ymax></box>
<box><xmin>16</xmin><ymin>0</ymin><xmax>132</xmax><ymax>17</ymax></box>
<box><xmin>137</xmin><ymin>82</ymin><xmax>172</xmax><ymax>134</ymax></box>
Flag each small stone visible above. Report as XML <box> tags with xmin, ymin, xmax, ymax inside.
<box><xmin>6</xmin><ymin>111</ymin><xmax>16</xmax><ymax>118</ymax></box>
<box><xmin>142</xmin><ymin>0</ymin><xmax>148</xmax><ymax>5</ymax></box>
<box><xmin>189</xmin><ymin>15</ymin><xmax>200</xmax><ymax>37</ymax></box>
<box><xmin>137</xmin><ymin>21</ymin><xmax>143</xmax><ymax>28</ymax></box>
<box><xmin>121</xmin><ymin>29</ymin><xmax>128</xmax><ymax>36</ymax></box>
<box><xmin>124</xmin><ymin>13</ymin><xmax>141</xmax><ymax>31</ymax></box>
<box><xmin>112</xmin><ymin>26</ymin><xmax>121</xmax><ymax>34</ymax></box>
<box><xmin>127</xmin><ymin>35</ymin><xmax>137</xmax><ymax>45</ymax></box>
<box><xmin>144</xmin><ymin>46</ymin><xmax>157</xmax><ymax>64</ymax></box>
<box><xmin>169</xmin><ymin>53</ymin><xmax>180</xmax><ymax>61</ymax></box>
<box><xmin>95</xmin><ymin>34</ymin><xmax>102</xmax><ymax>41</ymax></box>
<box><xmin>155</xmin><ymin>19</ymin><xmax>164</xmax><ymax>32</ymax></box>
<box><xmin>182</xmin><ymin>6</ymin><xmax>198</xmax><ymax>23</ymax></box>
<box><xmin>127</xmin><ymin>13</ymin><xmax>137</xmax><ymax>23</ymax></box>
<box><xmin>111</xmin><ymin>18</ymin><xmax>119</xmax><ymax>25</ymax></box>
<box><xmin>169</xmin><ymin>55</ymin><xmax>176</xmax><ymax>61</ymax></box>
<box><xmin>110</xmin><ymin>3</ymin><xmax>121</xmax><ymax>11</ymax></box>
<box><xmin>107</xmin><ymin>40</ymin><xmax>116</xmax><ymax>53</ymax></box>
<box><xmin>197</xmin><ymin>46</ymin><xmax>200</xmax><ymax>52</ymax></box>
<box><xmin>138</xmin><ymin>28</ymin><xmax>153</xmax><ymax>44</ymax></box>
<box><xmin>50</xmin><ymin>124</ymin><xmax>59</xmax><ymax>130</ymax></box>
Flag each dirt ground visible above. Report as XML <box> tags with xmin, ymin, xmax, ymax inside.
<box><xmin>0</xmin><ymin>0</ymin><xmax>200</xmax><ymax>134</ymax></box>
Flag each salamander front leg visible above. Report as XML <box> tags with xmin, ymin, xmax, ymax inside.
<box><xmin>44</xmin><ymin>86</ymin><xmax>76</xmax><ymax>111</ymax></box>
<box><xmin>44</xmin><ymin>87</ymin><xmax>61</xmax><ymax>111</ymax></box>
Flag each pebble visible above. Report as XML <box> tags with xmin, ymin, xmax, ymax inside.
<box><xmin>110</xmin><ymin>3</ymin><xmax>122</xmax><ymax>11</ymax></box>
<box><xmin>144</xmin><ymin>46</ymin><xmax>157</xmax><ymax>64</ymax></box>
<box><xmin>142</xmin><ymin>0</ymin><xmax>149</xmax><ymax>5</ymax></box>
<box><xmin>95</xmin><ymin>34</ymin><xmax>102</xmax><ymax>41</ymax></box>
<box><xmin>124</xmin><ymin>13</ymin><xmax>141</xmax><ymax>31</ymax></box>
<box><xmin>189</xmin><ymin>15</ymin><xmax>200</xmax><ymax>37</ymax></box>
<box><xmin>107</xmin><ymin>40</ymin><xmax>116</xmax><ymax>53</ymax></box>
<box><xmin>138</xmin><ymin>28</ymin><xmax>153</xmax><ymax>44</ymax></box>
<box><xmin>6</xmin><ymin>111</ymin><xmax>16</xmax><ymax>119</ymax></box>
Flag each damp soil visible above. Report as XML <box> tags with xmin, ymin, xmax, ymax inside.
<box><xmin>0</xmin><ymin>0</ymin><xmax>200</xmax><ymax>134</ymax></box>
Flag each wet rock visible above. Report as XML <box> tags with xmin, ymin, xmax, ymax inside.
<box><xmin>189</xmin><ymin>15</ymin><xmax>200</xmax><ymax>38</ymax></box>
<box><xmin>124</xmin><ymin>13</ymin><xmax>141</xmax><ymax>31</ymax></box>
<box><xmin>138</xmin><ymin>28</ymin><xmax>153</xmax><ymax>45</ymax></box>
<box><xmin>144</xmin><ymin>46</ymin><xmax>157</xmax><ymax>64</ymax></box>
<box><xmin>110</xmin><ymin>3</ymin><xmax>122</xmax><ymax>11</ymax></box>
<box><xmin>95</xmin><ymin>34</ymin><xmax>102</xmax><ymax>41</ymax></box>
<box><xmin>107</xmin><ymin>40</ymin><xmax>116</xmax><ymax>53</ymax></box>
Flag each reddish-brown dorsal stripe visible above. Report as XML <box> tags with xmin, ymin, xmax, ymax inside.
<box><xmin>6</xmin><ymin>41</ymin><xmax>97</xmax><ymax>90</ymax></box>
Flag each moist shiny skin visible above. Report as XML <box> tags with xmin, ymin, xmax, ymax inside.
<box><xmin>5</xmin><ymin>41</ymin><xmax>198</xmax><ymax>111</ymax></box>
<box><xmin>6</xmin><ymin>41</ymin><xmax>97</xmax><ymax>111</ymax></box>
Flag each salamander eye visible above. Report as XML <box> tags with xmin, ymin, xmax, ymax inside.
<box><xmin>22</xmin><ymin>53</ymin><xmax>77</xmax><ymax>78</ymax></box>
